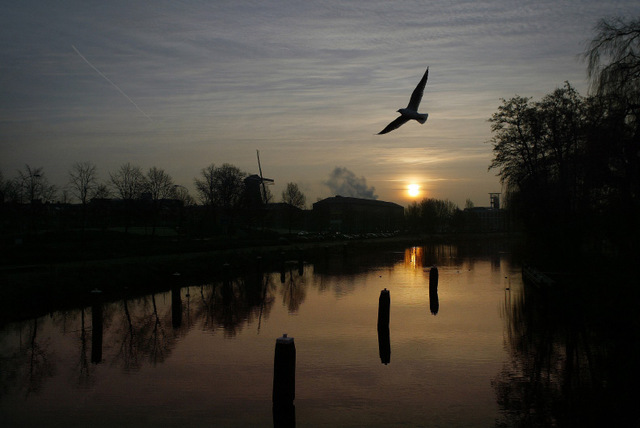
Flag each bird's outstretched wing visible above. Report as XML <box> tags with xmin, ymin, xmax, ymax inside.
<box><xmin>378</xmin><ymin>116</ymin><xmax>410</xmax><ymax>135</ymax></box>
<box><xmin>406</xmin><ymin>67</ymin><xmax>429</xmax><ymax>111</ymax></box>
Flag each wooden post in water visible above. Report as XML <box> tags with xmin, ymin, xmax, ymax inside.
<box><xmin>273</xmin><ymin>334</ymin><xmax>296</xmax><ymax>427</ymax></box>
<box><xmin>377</xmin><ymin>288</ymin><xmax>390</xmax><ymax>329</ymax></box>
<box><xmin>377</xmin><ymin>288</ymin><xmax>391</xmax><ymax>364</ymax></box>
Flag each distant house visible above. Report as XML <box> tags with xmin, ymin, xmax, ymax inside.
<box><xmin>313</xmin><ymin>196</ymin><xmax>404</xmax><ymax>233</ymax></box>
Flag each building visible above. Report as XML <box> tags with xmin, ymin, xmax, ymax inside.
<box><xmin>463</xmin><ymin>193</ymin><xmax>506</xmax><ymax>232</ymax></box>
<box><xmin>312</xmin><ymin>196</ymin><xmax>404</xmax><ymax>233</ymax></box>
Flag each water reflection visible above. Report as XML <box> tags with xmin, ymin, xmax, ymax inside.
<box><xmin>494</xmin><ymin>274</ymin><xmax>640</xmax><ymax>426</ymax></box>
<box><xmin>2</xmin><ymin>241</ymin><xmax>566</xmax><ymax>426</ymax></box>
<box><xmin>429</xmin><ymin>267</ymin><xmax>439</xmax><ymax>316</ymax></box>
<box><xmin>90</xmin><ymin>299</ymin><xmax>103</xmax><ymax>364</ymax></box>
<box><xmin>377</xmin><ymin>325</ymin><xmax>391</xmax><ymax>365</ymax></box>
<box><xmin>171</xmin><ymin>286</ymin><xmax>182</xmax><ymax>329</ymax></box>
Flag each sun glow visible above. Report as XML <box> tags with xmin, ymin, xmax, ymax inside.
<box><xmin>408</xmin><ymin>183</ymin><xmax>420</xmax><ymax>198</ymax></box>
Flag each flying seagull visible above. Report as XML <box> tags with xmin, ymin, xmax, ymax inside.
<box><xmin>378</xmin><ymin>66</ymin><xmax>429</xmax><ymax>135</ymax></box>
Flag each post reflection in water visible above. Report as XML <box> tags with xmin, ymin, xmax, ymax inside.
<box><xmin>90</xmin><ymin>290</ymin><xmax>103</xmax><ymax>364</ymax></box>
<box><xmin>377</xmin><ymin>325</ymin><xmax>391</xmax><ymax>365</ymax></box>
<box><xmin>428</xmin><ymin>266</ymin><xmax>439</xmax><ymax>315</ymax></box>
<box><xmin>6</xmin><ymin>242</ymin><xmax>630</xmax><ymax>426</ymax></box>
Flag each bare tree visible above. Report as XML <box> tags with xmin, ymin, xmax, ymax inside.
<box><xmin>15</xmin><ymin>165</ymin><xmax>57</xmax><ymax>203</ymax></box>
<box><xmin>194</xmin><ymin>163</ymin><xmax>246</xmax><ymax>209</ymax></box>
<box><xmin>173</xmin><ymin>185</ymin><xmax>195</xmax><ymax>206</ymax></box>
<box><xmin>109</xmin><ymin>163</ymin><xmax>146</xmax><ymax>200</ymax></box>
<box><xmin>194</xmin><ymin>164</ymin><xmax>217</xmax><ymax>206</ymax></box>
<box><xmin>281</xmin><ymin>182</ymin><xmax>306</xmax><ymax>209</ymax></box>
<box><xmin>282</xmin><ymin>182</ymin><xmax>306</xmax><ymax>233</ymax></box>
<box><xmin>93</xmin><ymin>183</ymin><xmax>111</xmax><ymax>199</ymax></box>
<box><xmin>213</xmin><ymin>163</ymin><xmax>246</xmax><ymax>210</ymax></box>
<box><xmin>109</xmin><ymin>163</ymin><xmax>146</xmax><ymax>232</ymax></box>
<box><xmin>145</xmin><ymin>167</ymin><xmax>174</xmax><ymax>201</ymax></box>
<box><xmin>585</xmin><ymin>17</ymin><xmax>640</xmax><ymax>101</ymax></box>
<box><xmin>68</xmin><ymin>162</ymin><xmax>98</xmax><ymax>205</ymax></box>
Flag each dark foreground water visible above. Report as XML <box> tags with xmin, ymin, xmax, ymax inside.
<box><xmin>1</xmin><ymin>242</ymin><xmax>637</xmax><ymax>427</ymax></box>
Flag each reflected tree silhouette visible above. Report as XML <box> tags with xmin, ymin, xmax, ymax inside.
<box><xmin>76</xmin><ymin>308</ymin><xmax>94</xmax><ymax>387</ymax></box>
<box><xmin>194</xmin><ymin>274</ymin><xmax>276</xmax><ymax>337</ymax></box>
<box><xmin>24</xmin><ymin>318</ymin><xmax>56</xmax><ymax>397</ymax></box>
<box><xmin>0</xmin><ymin>319</ymin><xmax>53</xmax><ymax>399</ymax></box>
<box><xmin>110</xmin><ymin>293</ymin><xmax>181</xmax><ymax>370</ymax></box>
<box><xmin>493</xmin><ymin>278</ymin><xmax>640</xmax><ymax>427</ymax></box>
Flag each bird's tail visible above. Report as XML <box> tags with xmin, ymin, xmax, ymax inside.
<box><xmin>417</xmin><ymin>113</ymin><xmax>429</xmax><ymax>124</ymax></box>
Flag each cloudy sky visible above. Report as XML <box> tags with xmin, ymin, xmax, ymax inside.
<box><xmin>2</xmin><ymin>1</ymin><xmax>640</xmax><ymax>207</ymax></box>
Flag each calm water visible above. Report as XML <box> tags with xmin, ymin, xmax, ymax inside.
<box><xmin>2</xmin><ymin>242</ymin><xmax>629</xmax><ymax>427</ymax></box>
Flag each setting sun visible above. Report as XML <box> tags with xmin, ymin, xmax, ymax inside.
<box><xmin>408</xmin><ymin>183</ymin><xmax>420</xmax><ymax>198</ymax></box>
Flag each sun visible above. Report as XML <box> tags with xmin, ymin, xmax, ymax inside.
<box><xmin>408</xmin><ymin>183</ymin><xmax>420</xmax><ymax>198</ymax></box>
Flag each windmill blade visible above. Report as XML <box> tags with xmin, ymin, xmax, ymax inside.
<box><xmin>257</xmin><ymin>150</ymin><xmax>268</xmax><ymax>203</ymax></box>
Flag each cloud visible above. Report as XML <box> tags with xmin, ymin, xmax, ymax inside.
<box><xmin>324</xmin><ymin>167</ymin><xmax>377</xmax><ymax>199</ymax></box>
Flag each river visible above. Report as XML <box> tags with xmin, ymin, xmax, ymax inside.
<box><xmin>0</xmin><ymin>240</ymin><xmax>636</xmax><ymax>427</ymax></box>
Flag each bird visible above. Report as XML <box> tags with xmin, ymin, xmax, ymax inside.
<box><xmin>377</xmin><ymin>66</ymin><xmax>429</xmax><ymax>135</ymax></box>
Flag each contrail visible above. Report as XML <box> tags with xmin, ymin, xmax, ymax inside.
<box><xmin>72</xmin><ymin>45</ymin><xmax>152</xmax><ymax>120</ymax></box>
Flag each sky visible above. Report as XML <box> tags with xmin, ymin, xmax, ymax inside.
<box><xmin>3</xmin><ymin>1</ymin><xmax>640</xmax><ymax>208</ymax></box>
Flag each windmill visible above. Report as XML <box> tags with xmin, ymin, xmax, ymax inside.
<box><xmin>255</xmin><ymin>150</ymin><xmax>274</xmax><ymax>204</ymax></box>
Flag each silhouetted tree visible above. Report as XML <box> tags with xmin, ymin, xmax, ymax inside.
<box><xmin>173</xmin><ymin>185</ymin><xmax>194</xmax><ymax>206</ymax></box>
<box><xmin>109</xmin><ymin>163</ymin><xmax>146</xmax><ymax>232</ymax></box>
<box><xmin>585</xmin><ymin>17</ymin><xmax>640</xmax><ymax>104</ymax></box>
<box><xmin>109</xmin><ymin>163</ymin><xmax>146</xmax><ymax>200</ymax></box>
<box><xmin>68</xmin><ymin>162</ymin><xmax>98</xmax><ymax>236</ymax></box>
<box><xmin>92</xmin><ymin>183</ymin><xmax>111</xmax><ymax>199</ymax></box>
<box><xmin>194</xmin><ymin>164</ymin><xmax>217</xmax><ymax>206</ymax></box>
<box><xmin>145</xmin><ymin>167</ymin><xmax>174</xmax><ymax>201</ymax></box>
<box><xmin>15</xmin><ymin>165</ymin><xmax>57</xmax><ymax>203</ymax></box>
<box><xmin>281</xmin><ymin>182</ymin><xmax>306</xmax><ymax>232</ymax></box>
<box><xmin>68</xmin><ymin>162</ymin><xmax>98</xmax><ymax>205</ymax></box>
<box><xmin>584</xmin><ymin>17</ymin><xmax>640</xmax><ymax>256</ymax></box>
<box><xmin>487</xmin><ymin>84</ymin><xmax>590</xmax><ymax>244</ymax></box>
<box><xmin>143</xmin><ymin>167</ymin><xmax>175</xmax><ymax>235</ymax></box>
<box><xmin>405</xmin><ymin>197</ymin><xmax>458</xmax><ymax>233</ymax></box>
<box><xmin>281</xmin><ymin>182</ymin><xmax>306</xmax><ymax>209</ymax></box>
<box><xmin>212</xmin><ymin>163</ymin><xmax>246</xmax><ymax>210</ymax></box>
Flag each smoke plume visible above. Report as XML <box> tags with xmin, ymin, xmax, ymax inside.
<box><xmin>324</xmin><ymin>167</ymin><xmax>377</xmax><ymax>199</ymax></box>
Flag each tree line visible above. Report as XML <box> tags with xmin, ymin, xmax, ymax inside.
<box><xmin>487</xmin><ymin>17</ymin><xmax>640</xmax><ymax>262</ymax></box>
<box><xmin>0</xmin><ymin>161</ymin><xmax>310</xmax><ymax>240</ymax></box>
<box><xmin>0</xmin><ymin>162</ymin><xmax>307</xmax><ymax>210</ymax></box>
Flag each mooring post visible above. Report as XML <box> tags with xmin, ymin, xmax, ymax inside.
<box><xmin>273</xmin><ymin>334</ymin><xmax>296</xmax><ymax>408</ymax></box>
<box><xmin>377</xmin><ymin>288</ymin><xmax>390</xmax><ymax>329</ymax></box>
